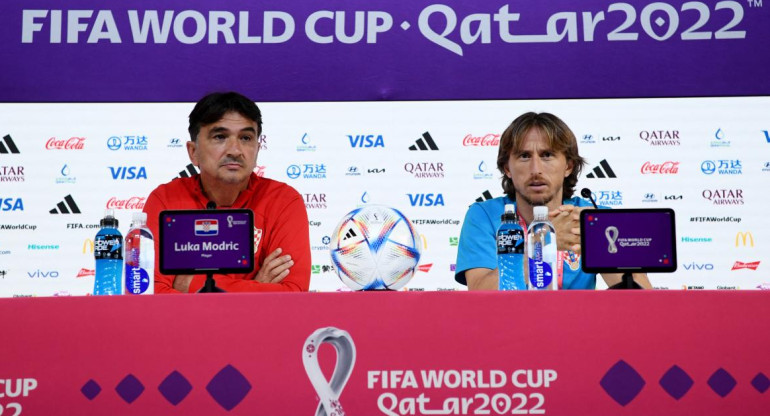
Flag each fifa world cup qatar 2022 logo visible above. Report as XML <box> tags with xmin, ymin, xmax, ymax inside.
<box><xmin>303</xmin><ymin>327</ymin><xmax>356</xmax><ymax>416</ymax></box>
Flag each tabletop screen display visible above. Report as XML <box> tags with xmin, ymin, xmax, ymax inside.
<box><xmin>580</xmin><ymin>209</ymin><xmax>677</xmax><ymax>273</ymax></box>
<box><xmin>159</xmin><ymin>209</ymin><xmax>254</xmax><ymax>274</ymax></box>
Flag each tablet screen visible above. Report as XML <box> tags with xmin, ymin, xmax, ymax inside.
<box><xmin>580</xmin><ymin>208</ymin><xmax>677</xmax><ymax>273</ymax></box>
<box><xmin>159</xmin><ymin>209</ymin><xmax>254</xmax><ymax>274</ymax></box>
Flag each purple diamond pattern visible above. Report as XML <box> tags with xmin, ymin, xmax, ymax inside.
<box><xmin>206</xmin><ymin>364</ymin><xmax>252</xmax><ymax>411</ymax></box>
<box><xmin>81</xmin><ymin>379</ymin><xmax>101</xmax><ymax>400</ymax></box>
<box><xmin>659</xmin><ymin>365</ymin><xmax>693</xmax><ymax>400</ymax></box>
<box><xmin>159</xmin><ymin>370</ymin><xmax>193</xmax><ymax>405</ymax></box>
<box><xmin>751</xmin><ymin>373</ymin><xmax>770</xmax><ymax>393</ymax></box>
<box><xmin>115</xmin><ymin>374</ymin><xmax>145</xmax><ymax>404</ymax></box>
<box><xmin>600</xmin><ymin>360</ymin><xmax>645</xmax><ymax>406</ymax></box>
<box><xmin>708</xmin><ymin>368</ymin><xmax>736</xmax><ymax>397</ymax></box>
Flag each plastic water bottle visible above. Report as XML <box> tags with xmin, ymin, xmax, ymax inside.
<box><xmin>527</xmin><ymin>206</ymin><xmax>558</xmax><ymax>290</ymax></box>
<box><xmin>124</xmin><ymin>212</ymin><xmax>154</xmax><ymax>295</ymax></box>
<box><xmin>94</xmin><ymin>209</ymin><xmax>123</xmax><ymax>295</ymax></box>
<box><xmin>497</xmin><ymin>204</ymin><xmax>526</xmax><ymax>290</ymax></box>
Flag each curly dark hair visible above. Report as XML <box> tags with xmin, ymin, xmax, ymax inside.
<box><xmin>497</xmin><ymin>112</ymin><xmax>585</xmax><ymax>201</ymax></box>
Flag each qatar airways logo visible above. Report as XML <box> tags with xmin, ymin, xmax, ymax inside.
<box><xmin>639</xmin><ymin>130</ymin><xmax>680</xmax><ymax>146</ymax></box>
<box><xmin>106</xmin><ymin>197</ymin><xmax>146</xmax><ymax>210</ymax></box>
<box><xmin>462</xmin><ymin>134</ymin><xmax>499</xmax><ymax>147</ymax></box>
<box><xmin>46</xmin><ymin>137</ymin><xmax>85</xmax><ymax>150</ymax></box>
<box><xmin>404</xmin><ymin>162</ymin><xmax>445</xmax><ymax>178</ymax></box>
<box><xmin>702</xmin><ymin>189</ymin><xmax>744</xmax><ymax>205</ymax></box>
<box><xmin>304</xmin><ymin>193</ymin><xmax>327</xmax><ymax>210</ymax></box>
<box><xmin>641</xmin><ymin>161</ymin><xmax>679</xmax><ymax>174</ymax></box>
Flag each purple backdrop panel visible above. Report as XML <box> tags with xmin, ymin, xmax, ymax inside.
<box><xmin>1</xmin><ymin>0</ymin><xmax>768</xmax><ymax>102</ymax></box>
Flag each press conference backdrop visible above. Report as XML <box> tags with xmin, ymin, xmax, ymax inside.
<box><xmin>0</xmin><ymin>98</ymin><xmax>768</xmax><ymax>296</ymax></box>
<box><xmin>1</xmin><ymin>0</ymin><xmax>769</xmax><ymax>296</ymax></box>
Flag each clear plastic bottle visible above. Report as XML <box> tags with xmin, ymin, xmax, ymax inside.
<box><xmin>94</xmin><ymin>209</ymin><xmax>123</xmax><ymax>295</ymax></box>
<box><xmin>497</xmin><ymin>204</ymin><xmax>527</xmax><ymax>290</ymax></box>
<box><xmin>527</xmin><ymin>206</ymin><xmax>558</xmax><ymax>290</ymax></box>
<box><xmin>124</xmin><ymin>212</ymin><xmax>154</xmax><ymax>295</ymax></box>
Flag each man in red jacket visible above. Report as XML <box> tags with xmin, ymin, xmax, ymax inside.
<box><xmin>143</xmin><ymin>92</ymin><xmax>310</xmax><ymax>293</ymax></box>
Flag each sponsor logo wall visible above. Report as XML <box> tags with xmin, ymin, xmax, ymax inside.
<box><xmin>0</xmin><ymin>97</ymin><xmax>769</xmax><ymax>295</ymax></box>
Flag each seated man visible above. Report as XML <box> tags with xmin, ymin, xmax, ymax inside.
<box><xmin>144</xmin><ymin>92</ymin><xmax>310</xmax><ymax>293</ymax></box>
<box><xmin>455</xmin><ymin>112</ymin><xmax>651</xmax><ymax>290</ymax></box>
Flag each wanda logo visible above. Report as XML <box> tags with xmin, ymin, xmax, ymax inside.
<box><xmin>641</xmin><ymin>161</ymin><xmax>679</xmax><ymax>174</ymax></box>
<box><xmin>463</xmin><ymin>134</ymin><xmax>500</xmax><ymax>146</ymax></box>
<box><xmin>106</xmin><ymin>197</ymin><xmax>146</xmax><ymax>210</ymax></box>
<box><xmin>46</xmin><ymin>137</ymin><xmax>85</xmax><ymax>150</ymax></box>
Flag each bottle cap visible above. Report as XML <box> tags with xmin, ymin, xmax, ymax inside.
<box><xmin>501</xmin><ymin>204</ymin><xmax>518</xmax><ymax>222</ymax></box>
<box><xmin>533</xmin><ymin>206</ymin><xmax>549</xmax><ymax>221</ymax></box>
<box><xmin>132</xmin><ymin>212</ymin><xmax>147</xmax><ymax>225</ymax></box>
<box><xmin>100</xmin><ymin>209</ymin><xmax>119</xmax><ymax>228</ymax></box>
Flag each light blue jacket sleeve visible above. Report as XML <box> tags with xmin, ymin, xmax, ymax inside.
<box><xmin>455</xmin><ymin>202</ymin><xmax>498</xmax><ymax>285</ymax></box>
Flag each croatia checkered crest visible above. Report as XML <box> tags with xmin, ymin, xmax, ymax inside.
<box><xmin>329</xmin><ymin>205</ymin><xmax>421</xmax><ymax>290</ymax></box>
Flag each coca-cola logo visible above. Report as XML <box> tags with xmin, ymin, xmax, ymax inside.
<box><xmin>46</xmin><ymin>137</ymin><xmax>85</xmax><ymax>150</ymax></box>
<box><xmin>463</xmin><ymin>134</ymin><xmax>500</xmax><ymax>147</ymax></box>
<box><xmin>106</xmin><ymin>197</ymin><xmax>146</xmax><ymax>210</ymax></box>
<box><xmin>640</xmin><ymin>161</ymin><xmax>679</xmax><ymax>174</ymax></box>
<box><xmin>254</xmin><ymin>165</ymin><xmax>266</xmax><ymax>177</ymax></box>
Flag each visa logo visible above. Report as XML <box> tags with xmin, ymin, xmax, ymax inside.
<box><xmin>28</xmin><ymin>269</ymin><xmax>59</xmax><ymax>278</ymax></box>
<box><xmin>1</xmin><ymin>198</ymin><xmax>24</xmax><ymax>211</ymax></box>
<box><xmin>347</xmin><ymin>134</ymin><xmax>384</xmax><ymax>148</ymax></box>
<box><xmin>109</xmin><ymin>166</ymin><xmax>147</xmax><ymax>180</ymax></box>
<box><xmin>408</xmin><ymin>193</ymin><xmax>445</xmax><ymax>206</ymax></box>
<box><xmin>683</xmin><ymin>262</ymin><xmax>714</xmax><ymax>270</ymax></box>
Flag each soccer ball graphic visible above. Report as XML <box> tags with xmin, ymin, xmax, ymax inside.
<box><xmin>329</xmin><ymin>205</ymin><xmax>422</xmax><ymax>290</ymax></box>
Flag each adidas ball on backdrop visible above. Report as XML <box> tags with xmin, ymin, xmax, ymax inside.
<box><xmin>329</xmin><ymin>205</ymin><xmax>421</xmax><ymax>290</ymax></box>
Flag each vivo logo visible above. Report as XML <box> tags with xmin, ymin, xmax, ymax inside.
<box><xmin>1</xmin><ymin>198</ymin><xmax>24</xmax><ymax>211</ymax></box>
<box><xmin>683</xmin><ymin>263</ymin><xmax>714</xmax><ymax>271</ymax></box>
<box><xmin>27</xmin><ymin>269</ymin><xmax>59</xmax><ymax>278</ymax></box>
<box><xmin>109</xmin><ymin>166</ymin><xmax>147</xmax><ymax>179</ymax></box>
<box><xmin>347</xmin><ymin>134</ymin><xmax>384</xmax><ymax>148</ymax></box>
<box><xmin>408</xmin><ymin>193</ymin><xmax>445</xmax><ymax>206</ymax></box>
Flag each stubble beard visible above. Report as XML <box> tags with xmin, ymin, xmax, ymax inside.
<box><xmin>514</xmin><ymin>183</ymin><xmax>563</xmax><ymax>207</ymax></box>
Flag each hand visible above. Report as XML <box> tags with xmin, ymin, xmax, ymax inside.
<box><xmin>549</xmin><ymin>205</ymin><xmax>584</xmax><ymax>253</ymax></box>
<box><xmin>173</xmin><ymin>275</ymin><xmax>194</xmax><ymax>292</ymax></box>
<box><xmin>254</xmin><ymin>248</ymin><xmax>294</xmax><ymax>284</ymax></box>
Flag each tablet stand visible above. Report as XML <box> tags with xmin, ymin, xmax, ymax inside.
<box><xmin>607</xmin><ymin>272</ymin><xmax>642</xmax><ymax>290</ymax></box>
<box><xmin>197</xmin><ymin>272</ymin><xmax>225</xmax><ymax>293</ymax></box>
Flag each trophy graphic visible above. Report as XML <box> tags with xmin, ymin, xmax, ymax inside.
<box><xmin>303</xmin><ymin>327</ymin><xmax>356</xmax><ymax>416</ymax></box>
<box><xmin>605</xmin><ymin>226</ymin><xmax>619</xmax><ymax>254</ymax></box>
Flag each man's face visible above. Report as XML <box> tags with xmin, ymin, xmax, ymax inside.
<box><xmin>187</xmin><ymin>111</ymin><xmax>259</xmax><ymax>187</ymax></box>
<box><xmin>504</xmin><ymin>127</ymin><xmax>573</xmax><ymax>206</ymax></box>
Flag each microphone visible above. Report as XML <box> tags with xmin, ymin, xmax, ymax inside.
<box><xmin>581</xmin><ymin>188</ymin><xmax>599</xmax><ymax>209</ymax></box>
<box><xmin>206</xmin><ymin>201</ymin><xmax>216</xmax><ymax>210</ymax></box>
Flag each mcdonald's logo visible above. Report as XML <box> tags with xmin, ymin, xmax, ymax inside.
<box><xmin>735</xmin><ymin>232</ymin><xmax>754</xmax><ymax>247</ymax></box>
<box><xmin>419</xmin><ymin>234</ymin><xmax>428</xmax><ymax>251</ymax></box>
<box><xmin>82</xmin><ymin>238</ymin><xmax>94</xmax><ymax>254</ymax></box>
